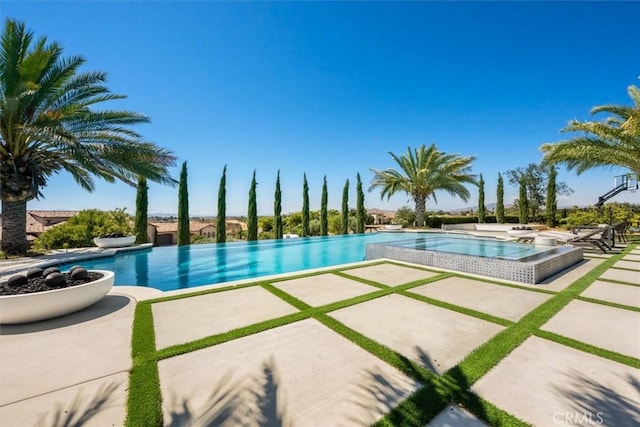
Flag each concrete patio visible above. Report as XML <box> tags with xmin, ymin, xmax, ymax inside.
<box><xmin>1</xmin><ymin>246</ymin><xmax>638</xmax><ymax>426</ymax></box>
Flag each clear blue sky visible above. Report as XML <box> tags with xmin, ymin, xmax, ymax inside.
<box><xmin>4</xmin><ymin>1</ymin><xmax>640</xmax><ymax>216</ymax></box>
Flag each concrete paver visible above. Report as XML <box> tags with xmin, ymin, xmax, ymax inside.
<box><xmin>599</xmin><ymin>268</ymin><xmax>639</xmax><ymax>285</ymax></box>
<box><xmin>541</xmin><ymin>300</ymin><xmax>640</xmax><ymax>358</ymax></box>
<box><xmin>473</xmin><ymin>336</ymin><xmax>640</xmax><ymax>427</ymax></box>
<box><xmin>409</xmin><ymin>277</ymin><xmax>551</xmax><ymax>321</ymax></box>
<box><xmin>342</xmin><ymin>263</ymin><xmax>439</xmax><ymax>286</ymax></box>
<box><xmin>613</xmin><ymin>260</ymin><xmax>640</xmax><ymax>271</ymax></box>
<box><xmin>272</xmin><ymin>273</ymin><xmax>377</xmax><ymax>307</ymax></box>
<box><xmin>158</xmin><ymin>318</ymin><xmax>421</xmax><ymax>426</ymax></box>
<box><xmin>624</xmin><ymin>254</ymin><xmax>640</xmax><ymax>262</ymax></box>
<box><xmin>0</xmin><ymin>372</ymin><xmax>128</xmax><ymax>427</ymax></box>
<box><xmin>329</xmin><ymin>294</ymin><xmax>505</xmax><ymax>374</ymax></box>
<box><xmin>426</xmin><ymin>405</ymin><xmax>488</xmax><ymax>427</ymax></box>
<box><xmin>0</xmin><ymin>294</ymin><xmax>134</xmax><ymax>405</ymax></box>
<box><xmin>152</xmin><ymin>286</ymin><xmax>298</xmax><ymax>350</ymax></box>
<box><xmin>534</xmin><ymin>258</ymin><xmax>605</xmax><ymax>291</ymax></box>
<box><xmin>581</xmin><ymin>280</ymin><xmax>640</xmax><ymax>308</ymax></box>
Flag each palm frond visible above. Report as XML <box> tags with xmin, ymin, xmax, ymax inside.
<box><xmin>0</xmin><ymin>19</ymin><xmax>177</xmax><ymax>203</ymax></box>
<box><xmin>542</xmin><ymin>85</ymin><xmax>640</xmax><ymax>176</ymax></box>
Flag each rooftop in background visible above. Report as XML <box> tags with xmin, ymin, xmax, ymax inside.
<box><xmin>0</xmin><ymin>211</ymin><xmax>79</xmax><ymax>241</ymax></box>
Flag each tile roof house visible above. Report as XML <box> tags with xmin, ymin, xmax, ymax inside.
<box><xmin>148</xmin><ymin>220</ymin><xmax>246</xmax><ymax>246</ymax></box>
<box><xmin>367</xmin><ymin>208</ymin><xmax>397</xmax><ymax>225</ymax></box>
<box><xmin>0</xmin><ymin>210</ymin><xmax>80</xmax><ymax>241</ymax></box>
<box><xmin>148</xmin><ymin>221</ymin><xmax>216</xmax><ymax>246</ymax></box>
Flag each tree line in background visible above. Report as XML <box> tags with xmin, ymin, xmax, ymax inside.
<box><xmin>171</xmin><ymin>163</ymin><xmax>371</xmax><ymax>244</ymax></box>
<box><xmin>2</xmin><ymin>17</ymin><xmax>637</xmax><ymax>255</ymax></box>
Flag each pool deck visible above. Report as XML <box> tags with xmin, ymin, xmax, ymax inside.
<box><xmin>1</xmin><ymin>245</ymin><xmax>639</xmax><ymax>426</ymax></box>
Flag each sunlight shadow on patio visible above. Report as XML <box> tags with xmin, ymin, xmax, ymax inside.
<box><xmin>35</xmin><ymin>381</ymin><xmax>121</xmax><ymax>427</ymax></box>
<box><xmin>553</xmin><ymin>369</ymin><xmax>640</xmax><ymax>427</ymax></box>
<box><xmin>164</xmin><ymin>358</ymin><xmax>286</xmax><ymax>427</ymax></box>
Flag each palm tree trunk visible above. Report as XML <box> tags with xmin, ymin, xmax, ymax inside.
<box><xmin>1</xmin><ymin>199</ymin><xmax>29</xmax><ymax>255</ymax></box>
<box><xmin>414</xmin><ymin>196</ymin><xmax>426</xmax><ymax>227</ymax></box>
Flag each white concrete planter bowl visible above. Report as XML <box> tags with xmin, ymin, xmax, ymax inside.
<box><xmin>384</xmin><ymin>224</ymin><xmax>403</xmax><ymax>230</ymax></box>
<box><xmin>94</xmin><ymin>236</ymin><xmax>136</xmax><ymax>248</ymax></box>
<box><xmin>0</xmin><ymin>270</ymin><xmax>114</xmax><ymax>324</ymax></box>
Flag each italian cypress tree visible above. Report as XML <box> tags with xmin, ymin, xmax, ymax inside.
<box><xmin>546</xmin><ymin>166</ymin><xmax>558</xmax><ymax>227</ymax></box>
<box><xmin>302</xmin><ymin>173</ymin><xmax>310</xmax><ymax>237</ymax></box>
<box><xmin>320</xmin><ymin>176</ymin><xmax>328</xmax><ymax>236</ymax></box>
<box><xmin>177</xmin><ymin>161</ymin><xmax>190</xmax><ymax>246</ymax></box>
<box><xmin>496</xmin><ymin>173</ymin><xmax>505</xmax><ymax>224</ymax></box>
<box><xmin>341</xmin><ymin>179</ymin><xmax>349</xmax><ymax>234</ymax></box>
<box><xmin>248</xmin><ymin>170</ymin><xmax>258</xmax><ymax>241</ymax></box>
<box><xmin>134</xmin><ymin>176</ymin><xmax>148</xmax><ymax>244</ymax></box>
<box><xmin>216</xmin><ymin>165</ymin><xmax>227</xmax><ymax>243</ymax></box>
<box><xmin>356</xmin><ymin>172</ymin><xmax>365</xmax><ymax>233</ymax></box>
<box><xmin>274</xmin><ymin>170</ymin><xmax>283</xmax><ymax>239</ymax></box>
<box><xmin>518</xmin><ymin>175</ymin><xmax>529</xmax><ymax>224</ymax></box>
<box><xmin>477</xmin><ymin>173</ymin><xmax>485</xmax><ymax>223</ymax></box>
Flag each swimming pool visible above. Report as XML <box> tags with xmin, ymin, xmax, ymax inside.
<box><xmin>58</xmin><ymin>233</ymin><xmax>427</xmax><ymax>291</ymax></box>
<box><xmin>58</xmin><ymin>232</ymin><xmax>580</xmax><ymax>290</ymax></box>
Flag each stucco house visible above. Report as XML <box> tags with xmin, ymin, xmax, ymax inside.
<box><xmin>0</xmin><ymin>210</ymin><xmax>79</xmax><ymax>242</ymax></box>
<box><xmin>148</xmin><ymin>221</ymin><xmax>216</xmax><ymax>246</ymax></box>
<box><xmin>367</xmin><ymin>208</ymin><xmax>396</xmax><ymax>225</ymax></box>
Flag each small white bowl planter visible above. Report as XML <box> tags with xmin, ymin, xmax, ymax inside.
<box><xmin>93</xmin><ymin>236</ymin><xmax>136</xmax><ymax>248</ymax></box>
<box><xmin>0</xmin><ymin>270</ymin><xmax>114</xmax><ymax>324</ymax></box>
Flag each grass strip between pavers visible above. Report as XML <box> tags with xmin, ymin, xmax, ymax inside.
<box><xmin>155</xmin><ymin>311</ymin><xmax>311</xmax><ymax>361</ymax></box>
<box><xmin>314</xmin><ymin>312</ymin><xmax>433</xmax><ymax>383</ymax></box>
<box><xmin>575</xmin><ymin>295</ymin><xmax>640</xmax><ymax>312</ymax></box>
<box><xmin>126</xmin><ymin>360</ymin><xmax>162</xmax><ymax>427</ymax></box>
<box><xmin>125</xmin><ymin>246</ymin><xmax>634</xmax><ymax>427</ymax></box>
<box><xmin>316</xmin><ymin>288</ymin><xmax>392</xmax><ymax>313</ymax></box>
<box><xmin>127</xmin><ymin>302</ymin><xmax>161</xmax><ymax>427</ymax></box>
<box><xmin>333</xmin><ymin>270</ymin><xmax>391</xmax><ymax>289</ymax></box>
<box><xmin>596</xmin><ymin>278</ymin><xmax>640</xmax><ymax>287</ymax></box>
<box><xmin>260</xmin><ymin>283</ymin><xmax>312</xmax><ymax>310</ymax></box>
<box><xmin>397</xmin><ymin>290</ymin><xmax>514</xmax><ymax>327</ymax></box>
<box><xmin>533</xmin><ymin>329</ymin><xmax>640</xmax><ymax>369</ymax></box>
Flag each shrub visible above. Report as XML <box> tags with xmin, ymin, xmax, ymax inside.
<box><xmin>565</xmin><ymin>203</ymin><xmax>637</xmax><ymax>226</ymax></box>
<box><xmin>191</xmin><ymin>234</ymin><xmax>216</xmax><ymax>245</ymax></box>
<box><xmin>34</xmin><ymin>209</ymin><xmax>133</xmax><ymax>250</ymax></box>
<box><xmin>394</xmin><ymin>206</ymin><xmax>417</xmax><ymax>227</ymax></box>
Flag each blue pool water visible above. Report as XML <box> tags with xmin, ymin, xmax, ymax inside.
<box><xmin>391</xmin><ymin>236</ymin><xmax>551</xmax><ymax>260</ymax></box>
<box><xmin>58</xmin><ymin>233</ymin><xmax>550</xmax><ymax>291</ymax></box>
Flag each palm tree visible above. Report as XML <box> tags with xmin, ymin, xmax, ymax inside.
<box><xmin>0</xmin><ymin>20</ymin><xmax>176</xmax><ymax>254</ymax></box>
<box><xmin>370</xmin><ymin>144</ymin><xmax>476</xmax><ymax>227</ymax></box>
<box><xmin>541</xmin><ymin>85</ymin><xmax>640</xmax><ymax>177</ymax></box>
